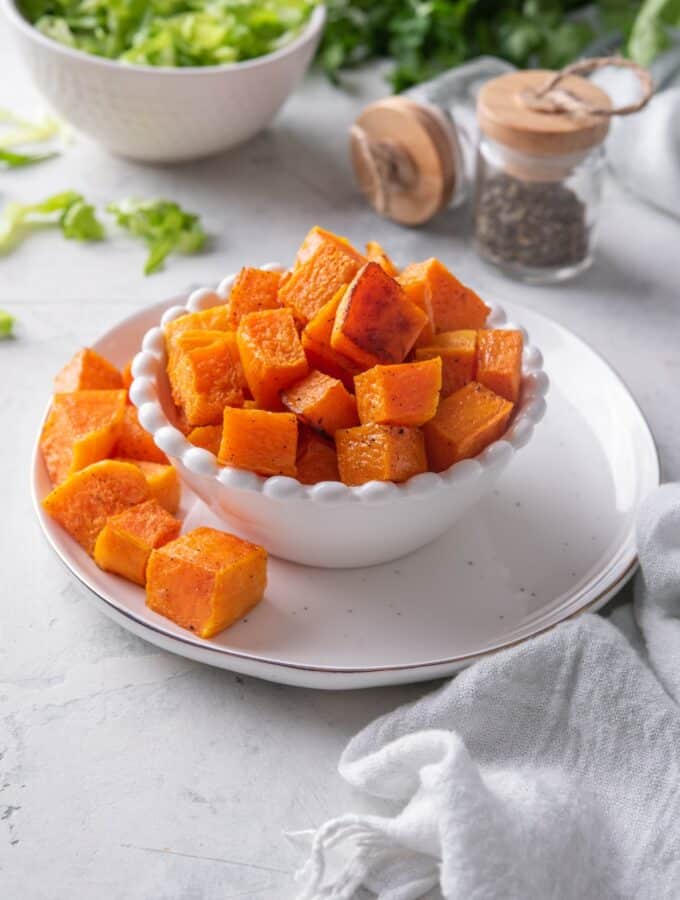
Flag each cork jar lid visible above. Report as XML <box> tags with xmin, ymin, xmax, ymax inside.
<box><xmin>350</xmin><ymin>97</ymin><xmax>458</xmax><ymax>226</ymax></box>
<box><xmin>477</xmin><ymin>70</ymin><xmax>613</xmax><ymax>157</ymax></box>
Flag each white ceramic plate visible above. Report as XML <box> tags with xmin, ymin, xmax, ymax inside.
<box><xmin>32</xmin><ymin>298</ymin><xmax>660</xmax><ymax>689</ymax></box>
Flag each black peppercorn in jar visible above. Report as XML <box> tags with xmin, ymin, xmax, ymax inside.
<box><xmin>474</xmin><ymin>69</ymin><xmax>612</xmax><ymax>283</ymax></box>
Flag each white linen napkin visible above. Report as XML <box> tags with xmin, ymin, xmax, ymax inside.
<box><xmin>292</xmin><ymin>483</ymin><xmax>680</xmax><ymax>899</ymax></box>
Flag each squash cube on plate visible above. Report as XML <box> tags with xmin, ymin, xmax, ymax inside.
<box><xmin>331</xmin><ymin>262</ymin><xmax>428</xmax><ymax>368</ymax></box>
<box><xmin>114</xmin><ymin>405</ymin><xmax>168</xmax><ymax>464</ymax></box>
<box><xmin>164</xmin><ymin>305</ymin><xmax>232</xmax><ymax>371</ymax></box>
<box><xmin>365</xmin><ymin>240</ymin><xmax>399</xmax><ymax>277</ymax></box>
<box><xmin>94</xmin><ymin>499</ymin><xmax>181</xmax><ymax>585</ymax></box>
<box><xmin>42</xmin><ymin>459</ymin><xmax>150</xmax><ymax>555</ymax></box>
<box><xmin>54</xmin><ymin>348</ymin><xmax>123</xmax><ymax>393</ymax></box>
<box><xmin>336</xmin><ymin>423</ymin><xmax>427</xmax><ymax>486</ymax></box>
<box><xmin>301</xmin><ymin>289</ymin><xmax>362</xmax><ymax>391</ymax></box>
<box><xmin>172</xmin><ymin>331</ymin><xmax>247</xmax><ymax>426</ymax></box>
<box><xmin>398</xmin><ymin>258</ymin><xmax>490</xmax><ymax>332</ymax></box>
<box><xmin>119</xmin><ymin>459</ymin><xmax>181</xmax><ymax>514</ymax></box>
<box><xmin>355</xmin><ymin>357</ymin><xmax>442</xmax><ymax>427</ymax></box>
<box><xmin>218</xmin><ymin>407</ymin><xmax>298</xmax><ymax>477</ymax></box>
<box><xmin>237</xmin><ymin>308</ymin><xmax>308</xmax><ymax>410</ymax></box>
<box><xmin>415</xmin><ymin>330</ymin><xmax>478</xmax><ymax>398</ymax></box>
<box><xmin>40</xmin><ymin>389</ymin><xmax>127</xmax><ymax>485</ymax></box>
<box><xmin>146</xmin><ymin>527</ymin><xmax>267</xmax><ymax>638</ymax></box>
<box><xmin>187</xmin><ymin>425</ymin><xmax>222</xmax><ymax>456</ymax></box>
<box><xmin>477</xmin><ymin>329</ymin><xmax>523</xmax><ymax>403</ymax></box>
<box><xmin>121</xmin><ymin>359</ymin><xmax>134</xmax><ymax>393</ymax></box>
<box><xmin>281</xmin><ymin>370</ymin><xmax>358</xmax><ymax>437</ymax></box>
<box><xmin>295</xmin><ymin>226</ymin><xmax>365</xmax><ymax>268</ymax></box>
<box><xmin>280</xmin><ymin>240</ymin><xmax>364</xmax><ymax>325</ymax></box>
<box><xmin>295</xmin><ymin>429</ymin><xmax>340</xmax><ymax>484</ymax></box>
<box><xmin>423</xmin><ymin>381</ymin><xmax>514</xmax><ymax>472</ymax></box>
<box><xmin>225</xmin><ymin>267</ymin><xmax>282</xmax><ymax>329</ymax></box>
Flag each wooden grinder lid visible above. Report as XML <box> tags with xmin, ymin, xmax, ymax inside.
<box><xmin>350</xmin><ymin>97</ymin><xmax>457</xmax><ymax>226</ymax></box>
<box><xmin>477</xmin><ymin>69</ymin><xmax>613</xmax><ymax>158</ymax></box>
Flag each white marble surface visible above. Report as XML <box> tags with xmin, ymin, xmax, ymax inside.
<box><xmin>1</xmin><ymin>14</ymin><xmax>679</xmax><ymax>899</ymax></box>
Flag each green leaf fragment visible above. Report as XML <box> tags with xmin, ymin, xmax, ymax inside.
<box><xmin>0</xmin><ymin>311</ymin><xmax>15</xmax><ymax>339</ymax></box>
<box><xmin>0</xmin><ymin>148</ymin><xmax>58</xmax><ymax>168</ymax></box>
<box><xmin>0</xmin><ymin>191</ymin><xmax>104</xmax><ymax>253</ymax></box>
<box><xmin>107</xmin><ymin>198</ymin><xmax>207</xmax><ymax>275</ymax></box>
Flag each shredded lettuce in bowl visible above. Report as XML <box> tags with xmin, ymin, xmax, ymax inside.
<box><xmin>18</xmin><ymin>0</ymin><xmax>318</xmax><ymax>68</ymax></box>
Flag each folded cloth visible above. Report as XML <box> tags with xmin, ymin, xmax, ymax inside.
<box><xmin>293</xmin><ymin>484</ymin><xmax>680</xmax><ymax>900</ymax></box>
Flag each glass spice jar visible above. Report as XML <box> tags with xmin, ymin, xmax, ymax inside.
<box><xmin>350</xmin><ymin>57</ymin><xmax>514</xmax><ymax>226</ymax></box>
<box><xmin>473</xmin><ymin>69</ymin><xmax>612</xmax><ymax>283</ymax></box>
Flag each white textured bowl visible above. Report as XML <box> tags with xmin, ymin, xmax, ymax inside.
<box><xmin>130</xmin><ymin>267</ymin><xmax>548</xmax><ymax>567</ymax></box>
<box><xmin>2</xmin><ymin>2</ymin><xmax>325</xmax><ymax>162</ymax></box>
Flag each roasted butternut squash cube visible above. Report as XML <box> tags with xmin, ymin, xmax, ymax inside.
<box><xmin>54</xmin><ymin>348</ymin><xmax>123</xmax><ymax>392</ymax></box>
<box><xmin>114</xmin><ymin>405</ymin><xmax>169</xmax><ymax>463</ymax></box>
<box><xmin>121</xmin><ymin>359</ymin><xmax>134</xmax><ymax>393</ymax></box>
<box><xmin>280</xmin><ymin>241</ymin><xmax>364</xmax><ymax>325</ymax></box>
<box><xmin>301</xmin><ymin>289</ymin><xmax>362</xmax><ymax>391</ymax></box>
<box><xmin>365</xmin><ymin>240</ymin><xmax>399</xmax><ymax>277</ymax></box>
<box><xmin>187</xmin><ymin>425</ymin><xmax>222</xmax><ymax>456</ymax></box>
<box><xmin>477</xmin><ymin>329</ymin><xmax>523</xmax><ymax>403</ymax></box>
<box><xmin>295</xmin><ymin>429</ymin><xmax>340</xmax><ymax>484</ymax></box>
<box><xmin>237</xmin><ymin>308</ymin><xmax>308</xmax><ymax>410</ymax></box>
<box><xmin>226</xmin><ymin>267</ymin><xmax>282</xmax><ymax>329</ymax></box>
<box><xmin>423</xmin><ymin>382</ymin><xmax>514</xmax><ymax>471</ymax></box>
<box><xmin>415</xmin><ymin>330</ymin><xmax>477</xmax><ymax>398</ymax></box>
<box><xmin>355</xmin><ymin>357</ymin><xmax>442</xmax><ymax>427</ymax></box>
<box><xmin>119</xmin><ymin>459</ymin><xmax>181</xmax><ymax>514</ymax></box>
<box><xmin>331</xmin><ymin>263</ymin><xmax>428</xmax><ymax>368</ymax></box>
<box><xmin>281</xmin><ymin>370</ymin><xmax>358</xmax><ymax>437</ymax></box>
<box><xmin>42</xmin><ymin>460</ymin><xmax>150</xmax><ymax>555</ymax></box>
<box><xmin>94</xmin><ymin>499</ymin><xmax>181</xmax><ymax>585</ymax></box>
<box><xmin>398</xmin><ymin>258</ymin><xmax>490</xmax><ymax>333</ymax></box>
<box><xmin>164</xmin><ymin>304</ymin><xmax>232</xmax><ymax>370</ymax></box>
<box><xmin>40</xmin><ymin>389</ymin><xmax>127</xmax><ymax>485</ymax></box>
<box><xmin>336</xmin><ymin>424</ymin><xmax>427</xmax><ymax>485</ymax></box>
<box><xmin>218</xmin><ymin>407</ymin><xmax>298</xmax><ymax>477</ymax></box>
<box><xmin>295</xmin><ymin>226</ymin><xmax>365</xmax><ymax>268</ymax></box>
<box><xmin>146</xmin><ymin>527</ymin><xmax>267</xmax><ymax>638</ymax></box>
<box><xmin>173</xmin><ymin>331</ymin><xmax>246</xmax><ymax>426</ymax></box>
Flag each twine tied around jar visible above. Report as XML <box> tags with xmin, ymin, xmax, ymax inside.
<box><xmin>519</xmin><ymin>56</ymin><xmax>654</xmax><ymax>119</ymax></box>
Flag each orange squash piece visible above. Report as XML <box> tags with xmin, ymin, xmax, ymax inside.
<box><xmin>476</xmin><ymin>329</ymin><xmax>523</xmax><ymax>403</ymax></box>
<box><xmin>114</xmin><ymin>405</ymin><xmax>169</xmax><ymax>464</ymax></box>
<box><xmin>366</xmin><ymin>240</ymin><xmax>399</xmax><ymax>277</ymax></box>
<box><xmin>226</xmin><ymin>267</ymin><xmax>282</xmax><ymax>329</ymax></box>
<box><xmin>172</xmin><ymin>331</ymin><xmax>247</xmax><ymax>426</ymax></box>
<box><xmin>218</xmin><ymin>407</ymin><xmax>298</xmax><ymax>477</ymax></box>
<box><xmin>164</xmin><ymin>304</ymin><xmax>233</xmax><ymax>370</ymax></box>
<box><xmin>295</xmin><ymin>429</ymin><xmax>340</xmax><ymax>484</ymax></box>
<box><xmin>423</xmin><ymin>382</ymin><xmax>514</xmax><ymax>471</ymax></box>
<box><xmin>187</xmin><ymin>425</ymin><xmax>222</xmax><ymax>456</ymax></box>
<box><xmin>335</xmin><ymin>423</ymin><xmax>427</xmax><ymax>485</ymax></box>
<box><xmin>40</xmin><ymin>389</ymin><xmax>127</xmax><ymax>485</ymax></box>
<box><xmin>167</xmin><ymin>328</ymin><xmax>232</xmax><ymax>405</ymax></box>
<box><xmin>42</xmin><ymin>459</ymin><xmax>150</xmax><ymax>555</ymax></box>
<box><xmin>281</xmin><ymin>370</ymin><xmax>358</xmax><ymax>437</ymax></box>
<box><xmin>119</xmin><ymin>459</ymin><xmax>181</xmax><ymax>514</ymax></box>
<box><xmin>301</xmin><ymin>289</ymin><xmax>362</xmax><ymax>390</ymax></box>
<box><xmin>121</xmin><ymin>359</ymin><xmax>134</xmax><ymax>393</ymax></box>
<box><xmin>354</xmin><ymin>357</ymin><xmax>442</xmax><ymax>427</ymax></box>
<box><xmin>332</xmin><ymin>263</ymin><xmax>428</xmax><ymax>368</ymax></box>
<box><xmin>146</xmin><ymin>527</ymin><xmax>267</xmax><ymax>638</ymax></box>
<box><xmin>415</xmin><ymin>330</ymin><xmax>478</xmax><ymax>398</ymax></box>
<box><xmin>295</xmin><ymin>226</ymin><xmax>365</xmax><ymax>268</ymax></box>
<box><xmin>237</xmin><ymin>308</ymin><xmax>308</xmax><ymax>410</ymax></box>
<box><xmin>54</xmin><ymin>348</ymin><xmax>123</xmax><ymax>392</ymax></box>
<box><xmin>398</xmin><ymin>259</ymin><xmax>490</xmax><ymax>332</ymax></box>
<box><xmin>280</xmin><ymin>240</ymin><xmax>364</xmax><ymax>325</ymax></box>
<box><xmin>94</xmin><ymin>499</ymin><xmax>181</xmax><ymax>585</ymax></box>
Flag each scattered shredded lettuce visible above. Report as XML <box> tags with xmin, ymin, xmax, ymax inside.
<box><xmin>0</xmin><ymin>311</ymin><xmax>15</xmax><ymax>339</ymax></box>
<box><xmin>0</xmin><ymin>191</ymin><xmax>104</xmax><ymax>253</ymax></box>
<box><xmin>19</xmin><ymin>0</ymin><xmax>317</xmax><ymax>67</ymax></box>
<box><xmin>107</xmin><ymin>199</ymin><xmax>207</xmax><ymax>274</ymax></box>
<box><xmin>0</xmin><ymin>148</ymin><xmax>58</xmax><ymax>168</ymax></box>
<box><xmin>0</xmin><ymin>107</ymin><xmax>63</xmax><ymax>150</ymax></box>
<box><xmin>628</xmin><ymin>0</ymin><xmax>680</xmax><ymax>65</ymax></box>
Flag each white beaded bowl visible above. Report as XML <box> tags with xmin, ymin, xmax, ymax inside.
<box><xmin>2</xmin><ymin>1</ymin><xmax>325</xmax><ymax>162</ymax></box>
<box><xmin>130</xmin><ymin>265</ymin><xmax>548</xmax><ymax>567</ymax></box>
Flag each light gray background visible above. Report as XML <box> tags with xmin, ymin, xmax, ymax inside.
<box><xmin>1</xmin><ymin>17</ymin><xmax>678</xmax><ymax>900</ymax></box>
